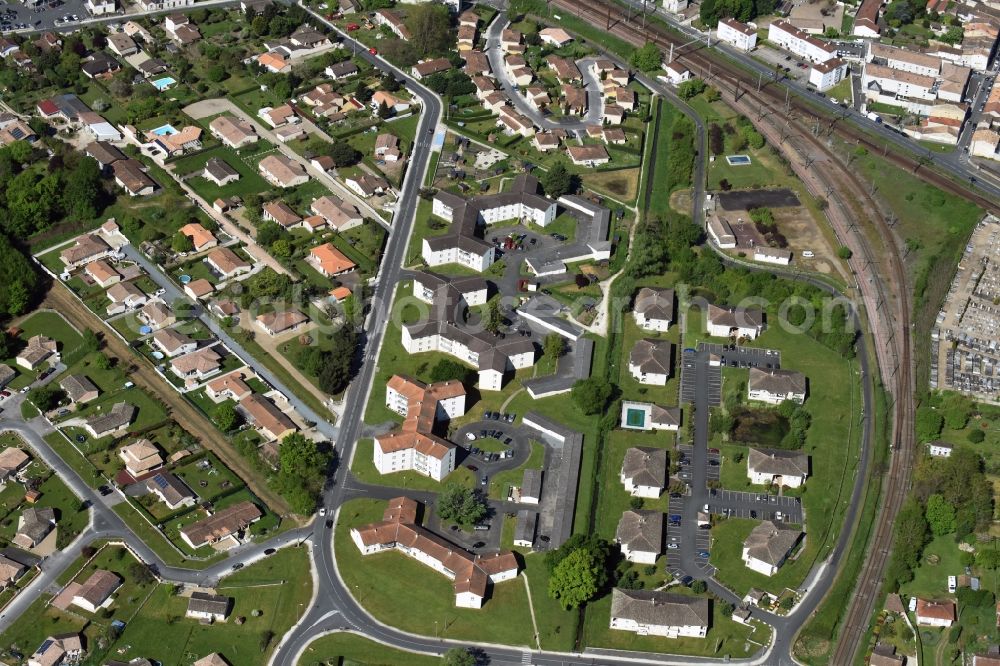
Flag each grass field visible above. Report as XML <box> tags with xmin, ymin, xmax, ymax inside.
<box><xmin>581</xmin><ymin>168</ymin><xmax>640</xmax><ymax>204</ymax></box>
<box><xmin>335</xmin><ymin>499</ymin><xmax>535</xmax><ymax>646</ymax></box>
<box><xmin>488</xmin><ymin>440</ymin><xmax>544</xmax><ymax>500</ymax></box>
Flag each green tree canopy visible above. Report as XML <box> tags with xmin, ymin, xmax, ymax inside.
<box><xmin>629</xmin><ymin>41</ymin><xmax>663</xmax><ymax>72</ymax></box>
<box><xmin>437</xmin><ymin>484</ymin><xmax>488</xmax><ymax>526</ymax></box>
<box><xmin>539</xmin><ymin>161</ymin><xmax>575</xmax><ymax>198</ymax></box>
<box><xmin>925</xmin><ymin>493</ymin><xmax>955</xmax><ymax>536</ymax></box>
<box><xmin>571</xmin><ymin>378</ymin><xmax>614</xmax><ymax>415</ymax></box>
<box><xmin>548</xmin><ymin>548</ymin><xmax>605</xmax><ymax>610</ymax></box>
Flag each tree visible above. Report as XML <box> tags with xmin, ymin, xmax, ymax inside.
<box><xmin>629</xmin><ymin>41</ymin><xmax>662</xmax><ymax>72</ymax></box>
<box><xmin>925</xmin><ymin>493</ymin><xmax>955</xmax><ymax>536</ymax></box>
<box><xmin>539</xmin><ymin>161</ymin><xmax>574</xmax><ymax>198</ymax></box>
<box><xmin>63</xmin><ymin>157</ymin><xmax>105</xmax><ymax>220</ymax></box>
<box><xmin>0</xmin><ymin>236</ymin><xmax>41</xmax><ymax>317</ymax></box>
<box><xmin>548</xmin><ymin>548</ymin><xmax>604</xmax><ymax>609</ymax></box>
<box><xmin>94</xmin><ymin>353</ymin><xmax>113</xmax><ymax>371</ymax></box>
<box><xmin>129</xmin><ymin>562</ymin><xmax>155</xmax><ymax>586</ymax></box>
<box><xmin>484</xmin><ymin>299</ymin><xmax>503</xmax><ymax>335</ymax></box>
<box><xmin>28</xmin><ymin>384</ymin><xmax>62</xmax><ymax>411</ymax></box>
<box><xmin>915</xmin><ymin>406</ymin><xmax>944</xmax><ymax>442</ymax></box>
<box><xmin>377</xmin><ymin>100</ymin><xmax>392</xmax><ymax>119</ymax></box>
<box><xmin>271</xmin><ymin>432</ymin><xmax>331</xmax><ymax>514</ymax></box>
<box><xmin>442</xmin><ymin>648</ymin><xmax>475</xmax><ymax>666</ymax></box>
<box><xmin>837</xmin><ymin>246</ymin><xmax>852</xmax><ymax>259</ymax></box>
<box><xmin>404</xmin><ymin>4</ymin><xmax>453</xmax><ymax>57</ymax></box>
<box><xmin>206</xmin><ymin>64</ymin><xmax>228</xmax><ymax>82</ymax></box>
<box><xmin>677</xmin><ymin>78</ymin><xmax>707</xmax><ymax>99</ymax></box>
<box><xmin>256</xmin><ymin>221</ymin><xmax>283</xmax><ymax>247</ymax></box>
<box><xmin>691</xmin><ymin>580</ymin><xmax>707</xmax><ymax>594</ymax></box>
<box><xmin>571</xmin><ymin>378</ymin><xmax>613</xmax><ymax>415</ymax></box>
<box><xmin>270</xmin><ymin>239</ymin><xmax>292</xmax><ymax>259</ymax></box>
<box><xmin>328</xmin><ymin>141</ymin><xmax>361</xmax><ymax>167</ymax></box>
<box><xmin>317</xmin><ymin>326</ymin><xmax>357</xmax><ymax>394</ymax></box>
<box><xmin>976</xmin><ymin>547</ymin><xmax>1000</xmax><ymax>570</ymax></box>
<box><xmin>172</xmin><ymin>231</ymin><xmax>194</xmax><ymax>253</ymax></box>
<box><xmin>82</xmin><ymin>329</ymin><xmax>101</xmax><ymax>354</ymax></box>
<box><xmin>213</xmin><ymin>402</ymin><xmax>240</xmax><ymax>432</ymax></box>
<box><xmin>436</xmin><ymin>484</ymin><xmax>487</xmax><ymax>526</ymax></box>
<box><xmin>967</xmin><ymin>428</ymin><xmax>985</xmax><ymax>443</ymax></box>
<box><xmin>721</xmin><ymin>602</ymin><xmax>734</xmax><ymax>616</ymax></box>
<box><xmin>543</xmin><ymin>333</ymin><xmax>566</xmax><ymax>362</ymax></box>
<box><xmin>628</xmin><ymin>496</ymin><xmax>644</xmax><ymax>511</ymax></box>
<box><xmin>940</xmin><ymin>392</ymin><xmax>974</xmax><ymax>430</ymax></box>
<box><xmin>428</xmin><ymin>358</ymin><xmax>475</xmax><ymax>385</ymax></box>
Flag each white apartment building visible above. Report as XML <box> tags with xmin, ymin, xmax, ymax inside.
<box><xmin>867</xmin><ymin>42</ymin><xmax>941</xmax><ymax>77</ymax></box>
<box><xmin>610</xmin><ymin>589</ymin><xmax>709</xmax><ymax>638</ymax></box>
<box><xmin>863</xmin><ymin>63</ymin><xmax>936</xmax><ymax>101</ymax></box>
<box><xmin>747</xmin><ymin>367</ymin><xmax>807</xmax><ymax>404</ymax></box>
<box><xmin>768</xmin><ymin>20</ymin><xmax>838</xmax><ymax>63</ymax></box>
<box><xmin>717</xmin><ymin>18</ymin><xmax>757</xmax><ymax>51</ymax></box>
<box><xmin>809</xmin><ymin>58</ymin><xmax>849</xmax><ymax>91</ymax></box>
<box><xmin>663</xmin><ymin>0</ymin><xmax>688</xmax><ymax>11</ymax></box>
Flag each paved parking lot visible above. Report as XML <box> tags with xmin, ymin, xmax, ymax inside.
<box><xmin>700</xmin><ymin>342</ymin><xmax>782</xmax><ymax>370</ymax></box>
<box><xmin>677</xmin><ymin>444</ymin><xmax>720</xmax><ymax>483</ymax></box>
<box><xmin>680</xmin><ymin>348</ymin><xmax>721</xmax><ymax>405</ymax></box>
<box><xmin>707</xmin><ymin>489</ymin><xmax>803</xmax><ymax>523</ymax></box>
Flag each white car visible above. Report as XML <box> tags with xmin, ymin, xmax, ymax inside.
<box><xmin>465</xmin><ymin>432</ymin><xmax>476</xmax><ymax>441</ymax></box>
<box><xmin>802</xmin><ymin>250</ymin><xmax>815</xmax><ymax>258</ymax></box>
<box><xmin>319</xmin><ymin>507</ymin><xmax>327</xmax><ymax>517</ymax></box>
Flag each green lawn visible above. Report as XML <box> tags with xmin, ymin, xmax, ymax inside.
<box><xmin>97</xmin><ymin>546</ymin><xmax>312</xmax><ymax>666</ymax></box>
<box><xmin>335</xmin><ymin>499</ymin><xmax>535</xmax><ymax>646</ymax></box>
<box><xmin>489</xmin><ymin>440</ymin><xmax>544</xmax><ymax>500</ymax></box>
<box><xmin>594</xmin><ymin>430</ymin><xmax>675</xmax><ymax>540</ymax></box>
<box><xmin>709</xmin><ymin>518</ymin><xmax>806</xmax><ymax>597</ymax></box>
<box><xmin>172</xmin><ymin>145</ymin><xmax>276</xmax><ymax>202</ymax></box>
<box><xmin>298</xmin><ymin>633</ymin><xmax>439</xmax><ymax>666</ymax></box>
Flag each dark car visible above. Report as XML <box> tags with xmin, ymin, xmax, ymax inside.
<box><xmin>669</xmin><ymin>514</ymin><xmax>682</xmax><ymax>522</ymax></box>
<box><xmin>98</xmin><ymin>485</ymin><xmax>112</xmax><ymax>496</ymax></box>
<box><xmin>231</xmin><ymin>563</ymin><xmax>244</xmax><ymax>570</ymax></box>
<box><xmin>467</xmin><ymin>465</ymin><xmax>478</xmax><ymax>472</ymax></box>
<box><xmin>669</xmin><ymin>492</ymin><xmax>683</xmax><ymax>498</ymax></box>
<box><xmin>326</xmin><ymin>519</ymin><xmax>333</xmax><ymax>528</ymax></box>
<box><xmin>264</xmin><ymin>548</ymin><xmax>276</xmax><ymax>555</ymax></box>
<box><xmin>750</xmin><ymin>510</ymin><xmax>757</xmax><ymax>519</ymax></box>
<box><xmin>681</xmin><ymin>576</ymin><xmax>694</xmax><ymax>586</ymax></box>
<box><xmin>504</xmin><ymin>438</ymin><xmax>512</xmax><ymax>445</ymax></box>
<box><xmin>472</xmin><ymin>541</ymin><xmax>485</xmax><ymax>548</ymax></box>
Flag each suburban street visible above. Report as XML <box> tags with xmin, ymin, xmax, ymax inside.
<box><xmin>0</xmin><ymin>1</ymin><xmax>888</xmax><ymax>665</ymax></box>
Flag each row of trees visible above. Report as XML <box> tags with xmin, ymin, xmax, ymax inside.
<box><xmin>700</xmin><ymin>0</ymin><xmax>776</xmax><ymax>26</ymax></box>
<box><xmin>270</xmin><ymin>432</ymin><xmax>333</xmax><ymax>514</ymax></box>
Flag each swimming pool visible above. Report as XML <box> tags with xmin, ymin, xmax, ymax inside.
<box><xmin>151</xmin><ymin>76</ymin><xmax>177</xmax><ymax>91</ymax></box>
<box><xmin>726</xmin><ymin>154</ymin><xmax>752</xmax><ymax>166</ymax></box>
<box><xmin>150</xmin><ymin>124</ymin><xmax>178</xmax><ymax>136</ymax></box>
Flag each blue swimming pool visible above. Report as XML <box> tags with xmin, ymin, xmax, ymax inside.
<box><xmin>726</xmin><ymin>154</ymin><xmax>752</xmax><ymax>166</ymax></box>
<box><xmin>151</xmin><ymin>76</ymin><xmax>177</xmax><ymax>91</ymax></box>
<box><xmin>150</xmin><ymin>124</ymin><xmax>178</xmax><ymax>136</ymax></box>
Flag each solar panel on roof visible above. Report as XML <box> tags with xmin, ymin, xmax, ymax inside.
<box><xmin>151</xmin><ymin>475</ymin><xmax>168</xmax><ymax>489</ymax></box>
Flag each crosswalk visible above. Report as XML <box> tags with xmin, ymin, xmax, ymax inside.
<box><xmin>521</xmin><ymin>651</ymin><xmax>532</xmax><ymax>664</ymax></box>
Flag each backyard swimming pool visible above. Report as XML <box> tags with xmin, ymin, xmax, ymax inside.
<box><xmin>151</xmin><ymin>77</ymin><xmax>177</xmax><ymax>91</ymax></box>
<box><xmin>150</xmin><ymin>124</ymin><xmax>179</xmax><ymax>136</ymax></box>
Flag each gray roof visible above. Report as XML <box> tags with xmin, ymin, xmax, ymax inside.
<box><xmin>17</xmin><ymin>507</ymin><xmax>56</xmax><ymax>544</ymax></box>
<box><xmin>616</xmin><ymin>510</ymin><xmax>663</xmax><ymax>554</ymax></box>
<box><xmin>86</xmin><ymin>141</ymin><xmax>126</xmax><ymax>166</ymax></box>
<box><xmin>187</xmin><ymin>591</ymin><xmax>230</xmax><ymax>616</ymax></box>
<box><xmin>610</xmin><ymin>589</ymin><xmax>710</xmax><ymax>628</ymax></box>
<box><xmin>0</xmin><ymin>364</ymin><xmax>16</xmax><ymax>387</ymax></box>
<box><xmin>708</xmin><ymin>304</ymin><xmax>764</xmax><ymax>330</ymax></box>
<box><xmin>630</xmin><ymin>338</ymin><xmax>674</xmax><ymax>375</ymax></box>
<box><xmin>748</xmin><ymin>367</ymin><xmax>806</xmax><ymax>396</ymax></box>
<box><xmin>145</xmin><ymin>472</ymin><xmax>195</xmax><ymax>506</ymax></box>
<box><xmin>521</xmin><ymin>468</ymin><xmax>542</xmax><ymax>499</ymax></box>
<box><xmin>621</xmin><ymin>447</ymin><xmax>667</xmax><ymax>489</ymax></box>
<box><xmin>59</xmin><ymin>374</ymin><xmax>99</xmax><ymax>403</ymax></box>
<box><xmin>204</xmin><ymin>157</ymin><xmax>239</xmax><ymax>181</ymax></box>
<box><xmin>743</xmin><ymin>521</ymin><xmax>802</xmax><ymax>566</ymax></box>
<box><xmin>514</xmin><ymin>509</ymin><xmax>537</xmax><ymax>544</ymax></box>
<box><xmin>85</xmin><ymin>402</ymin><xmax>136</xmax><ymax>435</ymax></box>
<box><xmin>327</xmin><ymin>61</ymin><xmax>359</xmax><ymax>77</ymax></box>
<box><xmin>747</xmin><ymin>447</ymin><xmax>809</xmax><ymax>478</ymax></box>
<box><xmin>650</xmin><ymin>404</ymin><xmax>681</xmax><ymax>427</ymax></box>
<box><xmin>634</xmin><ymin>287</ymin><xmax>675</xmax><ymax>323</ymax></box>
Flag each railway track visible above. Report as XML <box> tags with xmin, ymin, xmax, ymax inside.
<box><xmin>545</xmin><ymin>0</ymin><xmax>918</xmax><ymax>659</ymax></box>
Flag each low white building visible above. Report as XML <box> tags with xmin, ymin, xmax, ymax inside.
<box><xmin>620</xmin><ymin>447</ymin><xmax>667</xmax><ymax>498</ymax></box>
<box><xmin>661</xmin><ymin>61</ymin><xmax>691</xmax><ymax>85</ymax></box>
<box><xmin>753</xmin><ymin>247</ymin><xmax>793</xmax><ymax>265</ymax></box>
<box><xmin>707</xmin><ymin>304</ymin><xmax>764</xmax><ymax>339</ymax></box>
<box><xmin>927</xmin><ymin>441</ymin><xmax>953</xmax><ymax>457</ymax></box>
<box><xmin>915</xmin><ymin>599</ymin><xmax>955</xmax><ymax>627</ymax></box>
<box><xmin>610</xmin><ymin>589</ymin><xmax>709</xmax><ymax>638</ymax></box>
<box><xmin>628</xmin><ymin>338</ymin><xmax>673</xmax><ymax>386</ymax></box>
<box><xmin>742</xmin><ymin>521</ymin><xmax>802</xmax><ymax>576</ymax></box>
<box><xmin>185</xmin><ymin>592</ymin><xmax>230</xmax><ymax>622</ymax></box>
<box><xmin>633</xmin><ymin>287</ymin><xmax>675</xmax><ymax>332</ymax></box>
<box><xmin>768</xmin><ymin>20</ymin><xmax>838</xmax><ymax>63</ymax></box>
<box><xmin>620</xmin><ymin>401</ymin><xmax>681</xmax><ymax>431</ymax></box>
<box><xmin>747</xmin><ymin>447</ymin><xmax>809</xmax><ymax>488</ymax></box>
<box><xmin>809</xmin><ymin>58</ymin><xmax>849</xmax><ymax>91</ymax></box>
<box><xmin>747</xmin><ymin>367</ymin><xmax>807</xmax><ymax>405</ymax></box>
<box><xmin>616</xmin><ymin>510</ymin><xmax>663</xmax><ymax>564</ymax></box>
<box><xmin>717</xmin><ymin>18</ymin><xmax>757</xmax><ymax>52</ymax></box>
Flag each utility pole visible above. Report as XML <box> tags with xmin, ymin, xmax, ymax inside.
<box><xmin>785</xmin><ymin>87</ymin><xmax>790</xmax><ymax>114</ymax></box>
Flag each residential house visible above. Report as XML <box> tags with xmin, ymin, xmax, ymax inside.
<box><xmin>0</xmin><ymin>365</ymin><xmax>13</xmax><ymax>391</ymax></box>
<box><xmin>256</xmin><ymin>310</ymin><xmax>310</xmax><ymax>336</ymax></box>
<box><xmin>85</xmin><ymin>141</ymin><xmax>125</xmax><ymax>171</ymax></box>
<box><xmin>238</xmin><ymin>394</ymin><xmax>297</xmax><ymax>441</ymax></box>
<box><xmin>0</xmin><ymin>555</ymin><xmax>26</xmax><ymax>588</ymax></box>
<box><xmin>308</xmin><ymin>243</ymin><xmax>357</xmax><ymax>277</ymax></box>
<box><xmin>566</xmin><ymin>144</ymin><xmax>610</xmax><ymax>166</ymax></box>
<box><xmin>289</xmin><ymin>25</ymin><xmax>330</xmax><ymax>49</ymax></box>
<box><xmin>186</xmin><ymin>592</ymin><xmax>231</xmax><ymax>622</ymax></box>
<box><xmin>633</xmin><ymin>287</ymin><xmax>675</xmax><ymax>331</ymax></box>
<box><xmin>13</xmin><ymin>507</ymin><xmax>56</xmax><ymax>549</ymax></box>
<box><xmin>81</xmin><ymin>52</ymin><xmax>121</xmax><ymax>79</ymax></box>
<box><xmin>71</xmin><ymin>570</ymin><xmax>122</xmax><ymax>613</ymax></box>
<box><xmin>203</xmin><ymin>158</ymin><xmax>240</xmax><ymax>187</ymax></box>
<box><xmin>28</xmin><ymin>634</ymin><xmax>83</xmax><ymax>666</ymax></box>
<box><xmin>16</xmin><ymin>335</ymin><xmax>58</xmax><ymax>370</ymax></box>
<box><xmin>628</xmin><ymin>338</ymin><xmax>674</xmax><ymax>386</ymax></box>
<box><xmin>747</xmin><ymin>367</ymin><xmax>807</xmax><ymax>404</ymax></box>
<box><xmin>107</xmin><ymin>33</ymin><xmax>137</xmax><ymax>57</ymax></box>
<box><xmin>60</xmin><ymin>233</ymin><xmax>112</xmax><ymax>269</ymax></box>
<box><xmin>747</xmin><ymin>447</ymin><xmax>809</xmax><ymax>488</ymax></box>
<box><xmin>928</xmin><ymin>441</ymin><xmax>953</xmax><ymax>457</ymax></box>
<box><xmin>192</xmin><ymin>654</ymin><xmax>229</xmax><ymax>666</ymax></box>
<box><xmin>742</xmin><ymin>521</ymin><xmax>803</xmax><ymax>576</ymax></box>
<box><xmin>620</xmin><ymin>447</ymin><xmax>667</xmax><ymax>498</ymax></box>
<box><xmin>616</xmin><ymin>510</ymin><xmax>663</xmax><ymax>564</ymax></box>
<box><xmin>106</xmin><ymin>281</ymin><xmax>147</xmax><ymax>316</ymax></box>
<box><xmin>118</xmin><ymin>439</ymin><xmax>164</xmax><ymax>477</ymax></box>
<box><xmin>0</xmin><ymin>447</ymin><xmax>30</xmax><ymax>482</ymax></box>
<box><xmin>501</xmin><ymin>28</ymin><xmax>523</xmax><ymax>53</ymax></box>
<box><xmin>258</xmin><ymin>104</ymin><xmax>298</xmax><ymax>128</ymax></box>
<box><xmin>373</xmin><ymin>9</ymin><xmax>411</xmax><ymax>40</ymax></box>
<box><xmin>259</xmin><ymin>155</ymin><xmax>308</xmax><ymax>188</ymax></box>
<box><xmin>514</xmin><ymin>509</ymin><xmax>537</xmax><ymax>548</ymax></box>
<box><xmin>85</xmin><ymin>259</ymin><xmax>121</xmax><ymax>288</ymax></box>
<box><xmin>145</xmin><ymin>471</ymin><xmax>196</xmax><ymax>510</ymax></box>
<box><xmin>609</xmin><ymin>589</ymin><xmax>709</xmax><ymax>638</ymax></box>
<box><xmin>139</xmin><ymin>300</ymin><xmax>175</xmax><ymax>330</ymax></box>
<box><xmin>152</xmin><ymin>327</ymin><xmax>197</xmax><ymax>357</ymax></box>
<box><xmin>206</xmin><ymin>248</ymin><xmax>251</xmax><ymax>280</ymax></box>
<box><xmin>345</xmin><ymin>173</ymin><xmax>390</xmax><ymax>198</ymax></box>
<box><xmin>310</xmin><ymin>196</ymin><xmax>362</xmax><ymax>230</ymax></box>
<box><xmin>209</xmin><ymin>116</ymin><xmax>258</xmax><ymax>149</ymax></box>
<box><xmin>263</xmin><ymin>201</ymin><xmax>302</xmax><ymax>228</ymax></box>
<box><xmin>374</xmin><ymin>133</ymin><xmax>401</xmax><ymax>162</ymax></box>
<box><xmin>257</xmin><ymin>51</ymin><xmax>289</xmax><ymax>74</ymax></box>
<box><xmin>179</xmin><ymin>501</ymin><xmax>263</xmax><ymax>550</ymax></box>
<box><xmin>184</xmin><ymin>279</ymin><xmax>214</xmax><ymax>300</ymax></box>
<box><xmin>112</xmin><ymin>159</ymin><xmax>157</xmax><ymax>196</ymax></box>
<box><xmin>520</xmin><ymin>468</ymin><xmax>542</xmax><ymax>504</ymax></box>
<box><xmin>662</xmin><ymin>61</ymin><xmax>691</xmax><ymax>85</ymax></box>
<box><xmin>915</xmin><ymin>599</ymin><xmax>955</xmax><ymax>627</ymax></box>
<box><xmin>706</xmin><ymin>304</ymin><xmax>764</xmax><ymax>338</ymax></box>
<box><xmin>325</xmin><ymin>61</ymin><xmax>359</xmax><ymax>79</ymax></box>
<box><xmin>539</xmin><ymin>27</ymin><xmax>572</xmax><ymax>47</ymax></box>
<box><xmin>179</xmin><ymin>222</ymin><xmax>218</xmax><ymax>252</ymax></box>
<box><xmin>603</xmin><ymin>104</ymin><xmax>625</xmax><ymax>125</ymax></box>
<box><xmin>59</xmin><ymin>375</ymin><xmax>99</xmax><ymax>406</ymax></box>
<box><xmin>205</xmin><ymin>370</ymin><xmax>253</xmax><ymax>403</ymax></box>
<box><xmin>170</xmin><ymin>347</ymin><xmax>223</xmax><ymax>383</ymax></box>
<box><xmin>83</xmin><ymin>402</ymin><xmax>136</xmax><ymax>438</ymax></box>
<box><xmin>411</xmin><ymin>58</ymin><xmax>451</xmax><ymax>80</ymax></box>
